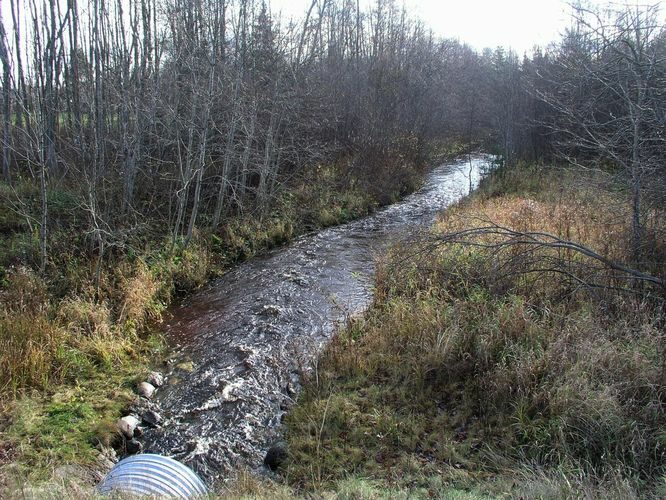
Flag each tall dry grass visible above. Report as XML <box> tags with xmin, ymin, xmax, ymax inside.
<box><xmin>284</xmin><ymin>165</ymin><xmax>665</xmax><ymax>497</ymax></box>
<box><xmin>0</xmin><ymin>268</ymin><xmax>62</xmax><ymax>395</ymax></box>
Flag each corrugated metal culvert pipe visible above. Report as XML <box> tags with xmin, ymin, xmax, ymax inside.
<box><xmin>98</xmin><ymin>454</ymin><xmax>208</xmax><ymax>498</ymax></box>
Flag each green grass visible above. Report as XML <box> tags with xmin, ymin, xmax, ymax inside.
<box><xmin>2</xmin><ymin>340</ymin><xmax>157</xmax><ymax>482</ymax></box>
<box><xmin>221</xmin><ymin>470</ymin><xmax>492</xmax><ymax>499</ymax></box>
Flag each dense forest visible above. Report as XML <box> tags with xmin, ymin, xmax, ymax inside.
<box><xmin>0</xmin><ymin>0</ymin><xmax>494</xmax><ymax>274</ymax></box>
<box><xmin>0</xmin><ymin>1</ymin><xmax>664</xmax><ymax>274</ymax></box>
<box><xmin>0</xmin><ymin>0</ymin><xmax>664</xmax><ymax>497</ymax></box>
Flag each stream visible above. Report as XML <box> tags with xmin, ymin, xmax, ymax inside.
<box><xmin>141</xmin><ymin>155</ymin><xmax>491</xmax><ymax>484</ymax></box>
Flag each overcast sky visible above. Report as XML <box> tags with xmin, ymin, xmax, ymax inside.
<box><xmin>1</xmin><ymin>1</ymin><xmax>665</xmax><ymax>56</ymax></box>
<box><xmin>269</xmin><ymin>0</ymin><xmax>666</xmax><ymax>54</ymax></box>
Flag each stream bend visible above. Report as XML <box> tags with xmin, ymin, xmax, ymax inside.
<box><xmin>142</xmin><ymin>156</ymin><xmax>491</xmax><ymax>483</ymax></box>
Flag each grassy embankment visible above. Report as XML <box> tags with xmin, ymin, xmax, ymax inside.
<box><xmin>0</xmin><ymin>142</ymin><xmax>432</xmax><ymax>491</ymax></box>
<box><xmin>242</xmin><ymin>163</ymin><xmax>665</xmax><ymax>499</ymax></box>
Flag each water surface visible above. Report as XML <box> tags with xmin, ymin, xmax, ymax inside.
<box><xmin>142</xmin><ymin>156</ymin><xmax>490</xmax><ymax>482</ymax></box>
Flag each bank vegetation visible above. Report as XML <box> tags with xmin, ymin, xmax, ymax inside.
<box><xmin>0</xmin><ymin>0</ymin><xmax>665</xmax><ymax>497</ymax></box>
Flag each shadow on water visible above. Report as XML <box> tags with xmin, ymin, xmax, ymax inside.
<box><xmin>141</xmin><ymin>155</ymin><xmax>492</xmax><ymax>482</ymax></box>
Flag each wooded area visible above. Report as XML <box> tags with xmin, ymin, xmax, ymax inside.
<box><xmin>0</xmin><ymin>0</ymin><xmax>485</xmax><ymax>276</ymax></box>
<box><xmin>0</xmin><ymin>0</ymin><xmax>663</xmax><ymax>381</ymax></box>
<box><xmin>1</xmin><ymin>1</ymin><xmax>664</xmax><ymax>282</ymax></box>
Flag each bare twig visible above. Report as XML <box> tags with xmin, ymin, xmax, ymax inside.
<box><xmin>430</xmin><ymin>218</ymin><xmax>665</xmax><ymax>292</ymax></box>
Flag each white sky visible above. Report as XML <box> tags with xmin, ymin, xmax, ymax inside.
<box><xmin>269</xmin><ymin>0</ymin><xmax>666</xmax><ymax>54</ymax></box>
<box><xmin>1</xmin><ymin>0</ymin><xmax>665</xmax><ymax>57</ymax></box>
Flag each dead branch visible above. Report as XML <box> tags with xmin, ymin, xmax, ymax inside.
<box><xmin>430</xmin><ymin>218</ymin><xmax>665</xmax><ymax>292</ymax></box>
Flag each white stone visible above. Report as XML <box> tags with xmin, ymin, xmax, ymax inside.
<box><xmin>147</xmin><ymin>371</ymin><xmax>165</xmax><ymax>387</ymax></box>
<box><xmin>117</xmin><ymin>415</ymin><xmax>140</xmax><ymax>439</ymax></box>
<box><xmin>261</xmin><ymin>304</ymin><xmax>282</xmax><ymax>316</ymax></box>
<box><xmin>137</xmin><ymin>381</ymin><xmax>156</xmax><ymax>399</ymax></box>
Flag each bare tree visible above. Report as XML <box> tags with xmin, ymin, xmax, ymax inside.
<box><xmin>0</xmin><ymin>10</ymin><xmax>11</xmax><ymax>183</ymax></box>
<box><xmin>536</xmin><ymin>4</ymin><xmax>666</xmax><ymax>265</ymax></box>
<box><xmin>0</xmin><ymin>0</ymin><xmax>497</xmax><ymax>276</ymax></box>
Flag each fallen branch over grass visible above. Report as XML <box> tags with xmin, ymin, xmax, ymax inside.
<box><xmin>432</xmin><ymin>218</ymin><xmax>665</xmax><ymax>291</ymax></box>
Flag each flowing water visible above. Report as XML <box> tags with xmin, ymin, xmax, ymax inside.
<box><xmin>142</xmin><ymin>155</ymin><xmax>491</xmax><ymax>483</ymax></box>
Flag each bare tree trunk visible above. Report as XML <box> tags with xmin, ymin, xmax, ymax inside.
<box><xmin>39</xmin><ymin>162</ymin><xmax>48</xmax><ymax>272</ymax></box>
<box><xmin>10</xmin><ymin>0</ymin><xmax>34</xmax><ymax>157</ymax></box>
<box><xmin>67</xmin><ymin>0</ymin><xmax>81</xmax><ymax>130</ymax></box>
<box><xmin>212</xmin><ymin>81</ymin><xmax>241</xmax><ymax>230</ymax></box>
<box><xmin>296</xmin><ymin>0</ymin><xmax>318</xmax><ymax>66</ymax></box>
<box><xmin>172</xmin><ymin>129</ymin><xmax>193</xmax><ymax>247</ymax></box>
<box><xmin>630</xmin><ymin>106</ymin><xmax>643</xmax><ymax>264</ymax></box>
<box><xmin>237</xmin><ymin>100</ymin><xmax>257</xmax><ymax>211</ymax></box>
<box><xmin>118</xmin><ymin>0</ymin><xmax>131</xmax><ymax>213</ymax></box>
<box><xmin>31</xmin><ymin>0</ymin><xmax>63</xmax><ymax>271</ymax></box>
<box><xmin>185</xmin><ymin>144</ymin><xmax>206</xmax><ymax>245</ymax></box>
<box><xmin>0</xmin><ymin>11</ymin><xmax>11</xmax><ymax>183</ymax></box>
<box><xmin>186</xmin><ymin>70</ymin><xmax>215</xmax><ymax>245</ymax></box>
<box><xmin>258</xmin><ymin>103</ymin><xmax>280</xmax><ymax>212</ymax></box>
